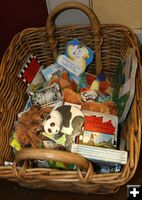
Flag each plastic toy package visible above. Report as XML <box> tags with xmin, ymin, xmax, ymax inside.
<box><xmin>28</xmin><ymin>83</ymin><xmax>62</xmax><ymax>107</ymax></box>
<box><xmin>57</xmin><ymin>39</ymin><xmax>94</xmax><ymax>76</ymax></box>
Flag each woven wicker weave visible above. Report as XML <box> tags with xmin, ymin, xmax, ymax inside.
<box><xmin>0</xmin><ymin>2</ymin><xmax>142</xmax><ymax>194</ymax></box>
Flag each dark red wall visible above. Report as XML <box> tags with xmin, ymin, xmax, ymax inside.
<box><xmin>0</xmin><ymin>0</ymin><xmax>48</xmax><ymax>61</ymax></box>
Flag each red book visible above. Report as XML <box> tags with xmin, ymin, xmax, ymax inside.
<box><xmin>79</xmin><ymin>110</ymin><xmax>118</xmax><ymax>148</ymax></box>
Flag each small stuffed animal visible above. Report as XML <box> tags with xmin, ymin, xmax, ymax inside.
<box><xmin>16</xmin><ymin>105</ymin><xmax>52</xmax><ymax>148</ymax></box>
<box><xmin>49</xmin><ymin>71</ymin><xmax>78</xmax><ymax>93</ymax></box>
<box><xmin>67</xmin><ymin>45</ymin><xmax>89</xmax><ymax>73</ymax></box>
<box><xmin>62</xmin><ymin>88</ymin><xmax>117</xmax><ymax>115</ymax></box>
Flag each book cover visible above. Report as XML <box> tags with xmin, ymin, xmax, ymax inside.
<box><xmin>42</xmin><ymin>63</ymin><xmax>64</xmax><ymax>82</ymax></box>
<box><xmin>79</xmin><ymin>110</ymin><xmax>118</xmax><ymax>148</ymax></box>
<box><xmin>112</xmin><ymin>48</ymin><xmax>137</xmax><ymax>123</ymax></box>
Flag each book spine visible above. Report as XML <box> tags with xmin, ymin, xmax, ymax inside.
<box><xmin>71</xmin><ymin>144</ymin><xmax>127</xmax><ymax>164</ymax></box>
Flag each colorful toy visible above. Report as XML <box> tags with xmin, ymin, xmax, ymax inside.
<box><xmin>57</xmin><ymin>39</ymin><xmax>94</xmax><ymax>76</ymax></box>
<box><xmin>67</xmin><ymin>44</ymin><xmax>89</xmax><ymax>73</ymax></box>
<box><xmin>17</xmin><ymin>54</ymin><xmax>44</xmax><ymax>85</ymax></box>
<box><xmin>42</xmin><ymin>105</ymin><xmax>85</xmax><ymax>147</ymax></box>
<box><xmin>28</xmin><ymin>83</ymin><xmax>62</xmax><ymax>106</ymax></box>
<box><xmin>49</xmin><ymin>71</ymin><xmax>78</xmax><ymax>92</ymax></box>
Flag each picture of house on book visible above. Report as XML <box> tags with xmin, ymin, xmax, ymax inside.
<box><xmin>81</xmin><ymin>110</ymin><xmax>118</xmax><ymax>148</ymax></box>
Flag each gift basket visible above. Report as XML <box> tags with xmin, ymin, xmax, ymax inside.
<box><xmin>0</xmin><ymin>2</ymin><xmax>142</xmax><ymax>194</ymax></box>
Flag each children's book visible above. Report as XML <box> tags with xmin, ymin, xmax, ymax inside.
<box><xmin>79</xmin><ymin>110</ymin><xmax>118</xmax><ymax>148</ymax></box>
<box><xmin>42</xmin><ymin>105</ymin><xmax>85</xmax><ymax>148</ymax></box>
<box><xmin>93</xmin><ymin>162</ymin><xmax>122</xmax><ymax>174</ymax></box>
<box><xmin>42</xmin><ymin>63</ymin><xmax>65</xmax><ymax>82</ymax></box>
<box><xmin>113</xmin><ymin>48</ymin><xmax>137</xmax><ymax>123</ymax></box>
<box><xmin>71</xmin><ymin>144</ymin><xmax>128</xmax><ymax>164</ymax></box>
<box><xmin>57</xmin><ymin>39</ymin><xmax>94</xmax><ymax>76</ymax></box>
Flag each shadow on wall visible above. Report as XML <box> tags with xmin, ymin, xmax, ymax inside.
<box><xmin>0</xmin><ymin>0</ymin><xmax>48</xmax><ymax>62</ymax></box>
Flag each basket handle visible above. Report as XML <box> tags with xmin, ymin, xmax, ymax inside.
<box><xmin>46</xmin><ymin>2</ymin><xmax>102</xmax><ymax>75</ymax></box>
<box><xmin>14</xmin><ymin>148</ymin><xmax>94</xmax><ymax>183</ymax></box>
<box><xmin>15</xmin><ymin>148</ymin><xmax>92</xmax><ymax>171</ymax></box>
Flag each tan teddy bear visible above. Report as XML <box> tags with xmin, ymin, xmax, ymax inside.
<box><xmin>62</xmin><ymin>88</ymin><xmax>117</xmax><ymax>115</ymax></box>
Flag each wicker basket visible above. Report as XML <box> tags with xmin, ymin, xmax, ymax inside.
<box><xmin>0</xmin><ymin>2</ymin><xmax>142</xmax><ymax>194</ymax></box>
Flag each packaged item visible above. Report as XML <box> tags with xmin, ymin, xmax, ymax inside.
<box><xmin>113</xmin><ymin>48</ymin><xmax>137</xmax><ymax>123</ymax></box>
<box><xmin>57</xmin><ymin>39</ymin><xmax>94</xmax><ymax>76</ymax></box>
<box><xmin>37</xmin><ymin>159</ymin><xmax>76</xmax><ymax>170</ymax></box>
<box><xmin>80</xmin><ymin>110</ymin><xmax>118</xmax><ymax>147</ymax></box>
<box><xmin>42</xmin><ymin>60</ymin><xmax>81</xmax><ymax>87</ymax></box>
<box><xmin>28</xmin><ymin>83</ymin><xmax>62</xmax><ymax>106</ymax></box>
<box><xmin>93</xmin><ymin>162</ymin><xmax>122</xmax><ymax>174</ymax></box>
<box><xmin>42</xmin><ymin>63</ymin><xmax>65</xmax><ymax>82</ymax></box>
<box><xmin>17</xmin><ymin>54</ymin><xmax>44</xmax><ymax>85</ymax></box>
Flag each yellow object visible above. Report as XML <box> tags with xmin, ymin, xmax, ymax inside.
<box><xmin>90</xmin><ymin>80</ymin><xmax>99</xmax><ymax>91</ymax></box>
<box><xmin>67</xmin><ymin>45</ymin><xmax>89</xmax><ymax>73</ymax></box>
<box><xmin>10</xmin><ymin>134</ymin><xmax>21</xmax><ymax>151</ymax></box>
<box><xmin>42</xmin><ymin>132</ymin><xmax>66</xmax><ymax>146</ymax></box>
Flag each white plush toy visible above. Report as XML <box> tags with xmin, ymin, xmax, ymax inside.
<box><xmin>42</xmin><ymin>105</ymin><xmax>85</xmax><ymax>143</ymax></box>
<box><xmin>42</xmin><ymin>110</ymin><xmax>63</xmax><ymax>136</ymax></box>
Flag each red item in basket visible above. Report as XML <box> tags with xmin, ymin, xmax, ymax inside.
<box><xmin>17</xmin><ymin>55</ymin><xmax>41</xmax><ymax>84</ymax></box>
